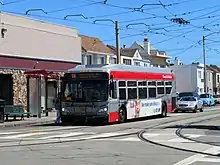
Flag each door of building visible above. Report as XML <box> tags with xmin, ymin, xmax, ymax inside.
<box><xmin>0</xmin><ymin>74</ymin><xmax>13</xmax><ymax>105</ymax></box>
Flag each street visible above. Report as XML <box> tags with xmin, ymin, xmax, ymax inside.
<box><xmin>0</xmin><ymin>107</ymin><xmax>220</xmax><ymax>165</ymax></box>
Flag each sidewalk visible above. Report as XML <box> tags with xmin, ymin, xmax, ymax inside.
<box><xmin>0</xmin><ymin>111</ymin><xmax>56</xmax><ymax>128</ymax></box>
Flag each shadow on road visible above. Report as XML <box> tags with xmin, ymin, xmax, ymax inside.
<box><xmin>33</xmin><ymin>115</ymin><xmax>170</xmax><ymax>127</ymax></box>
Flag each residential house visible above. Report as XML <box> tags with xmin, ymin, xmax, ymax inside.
<box><xmin>80</xmin><ymin>35</ymin><xmax>114</xmax><ymax>65</ymax></box>
<box><xmin>107</xmin><ymin>45</ymin><xmax>151</xmax><ymax>67</ymax></box>
<box><xmin>206</xmin><ymin>65</ymin><xmax>214</xmax><ymax>93</ymax></box>
<box><xmin>130</xmin><ymin>38</ymin><xmax>172</xmax><ymax>68</ymax></box>
<box><xmin>208</xmin><ymin>65</ymin><xmax>220</xmax><ymax>94</ymax></box>
<box><xmin>0</xmin><ymin>12</ymin><xmax>81</xmax><ymax>114</ymax></box>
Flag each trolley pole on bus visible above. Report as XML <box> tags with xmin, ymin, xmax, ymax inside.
<box><xmin>94</xmin><ymin>19</ymin><xmax>121</xmax><ymax>64</ymax></box>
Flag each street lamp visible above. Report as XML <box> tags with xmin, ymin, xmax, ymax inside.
<box><xmin>94</xmin><ymin>19</ymin><xmax>121</xmax><ymax>64</ymax></box>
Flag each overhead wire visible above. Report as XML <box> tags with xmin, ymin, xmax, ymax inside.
<box><xmin>2</xmin><ymin>0</ymin><xmax>220</xmax><ymax>64</ymax></box>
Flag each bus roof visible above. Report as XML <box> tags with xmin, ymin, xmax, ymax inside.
<box><xmin>66</xmin><ymin>64</ymin><xmax>173</xmax><ymax>74</ymax></box>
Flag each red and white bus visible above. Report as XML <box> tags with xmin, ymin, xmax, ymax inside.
<box><xmin>60</xmin><ymin>64</ymin><xmax>175</xmax><ymax>124</ymax></box>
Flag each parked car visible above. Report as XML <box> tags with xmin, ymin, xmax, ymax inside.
<box><xmin>175</xmin><ymin>96</ymin><xmax>203</xmax><ymax>113</ymax></box>
<box><xmin>213</xmin><ymin>95</ymin><xmax>220</xmax><ymax>104</ymax></box>
<box><xmin>177</xmin><ymin>92</ymin><xmax>194</xmax><ymax>100</ymax></box>
<box><xmin>199</xmin><ymin>93</ymin><xmax>215</xmax><ymax>106</ymax></box>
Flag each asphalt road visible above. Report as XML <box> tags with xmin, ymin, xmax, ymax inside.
<box><xmin>0</xmin><ymin>106</ymin><xmax>220</xmax><ymax>165</ymax></box>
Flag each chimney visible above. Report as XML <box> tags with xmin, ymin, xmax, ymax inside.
<box><xmin>123</xmin><ymin>44</ymin><xmax>126</xmax><ymax>48</ymax></box>
<box><xmin>174</xmin><ymin>57</ymin><xmax>181</xmax><ymax>66</ymax></box>
<box><xmin>144</xmin><ymin>37</ymin><xmax>150</xmax><ymax>55</ymax></box>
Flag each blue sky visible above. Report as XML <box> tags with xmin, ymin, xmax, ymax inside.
<box><xmin>1</xmin><ymin>0</ymin><xmax>220</xmax><ymax>65</ymax></box>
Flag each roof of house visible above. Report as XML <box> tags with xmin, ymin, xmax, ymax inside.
<box><xmin>107</xmin><ymin>45</ymin><xmax>138</xmax><ymax>57</ymax></box>
<box><xmin>121</xmin><ymin>48</ymin><xmax>137</xmax><ymax>57</ymax></box>
<box><xmin>80</xmin><ymin>35</ymin><xmax>112</xmax><ymax>54</ymax></box>
<box><xmin>209</xmin><ymin>65</ymin><xmax>220</xmax><ymax>72</ymax></box>
<box><xmin>135</xmin><ymin>42</ymin><xmax>156</xmax><ymax>51</ymax></box>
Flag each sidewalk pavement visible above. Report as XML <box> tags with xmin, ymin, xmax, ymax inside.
<box><xmin>0</xmin><ymin>111</ymin><xmax>56</xmax><ymax>128</ymax></box>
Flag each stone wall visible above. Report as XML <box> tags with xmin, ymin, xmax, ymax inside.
<box><xmin>0</xmin><ymin>69</ymin><xmax>27</xmax><ymax>109</ymax></box>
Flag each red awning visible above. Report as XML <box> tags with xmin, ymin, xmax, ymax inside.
<box><xmin>24</xmin><ymin>69</ymin><xmax>61</xmax><ymax>79</ymax></box>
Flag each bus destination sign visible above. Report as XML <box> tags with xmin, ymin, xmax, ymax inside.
<box><xmin>71</xmin><ymin>72</ymin><xmax>108</xmax><ymax>79</ymax></box>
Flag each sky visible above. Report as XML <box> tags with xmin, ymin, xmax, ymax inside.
<box><xmin>1</xmin><ymin>0</ymin><xmax>220</xmax><ymax>65</ymax></box>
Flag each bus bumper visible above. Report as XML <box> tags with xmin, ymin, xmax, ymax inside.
<box><xmin>61</xmin><ymin>114</ymin><xmax>109</xmax><ymax>123</ymax></box>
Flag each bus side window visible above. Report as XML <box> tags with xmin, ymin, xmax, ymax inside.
<box><xmin>128</xmin><ymin>88</ymin><xmax>137</xmax><ymax>99</ymax></box>
<box><xmin>165</xmin><ymin>81</ymin><xmax>172</xmax><ymax>94</ymax></box>
<box><xmin>110</xmin><ymin>81</ymin><xmax>117</xmax><ymax>99</ymax></box>
<box><xmin>149</xmin><ymin>88</ymin><xmax>156</xmax><ymax>98</ymax></box>
<box><xmin>119</xmin><ymin>88</ymin><xmax>126</xmax><ymax>100</ymax></box>
<box><xmin>139</xmin><ymin>88</ymin><xmax>147</xmax><ymax>99</ymax></box>
<box><xmin>157</xmin><ymin>87</ymin><xmax>165</xmax><ymax>95</ymax></box>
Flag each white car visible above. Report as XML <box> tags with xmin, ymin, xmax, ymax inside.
<box><xmin>175</xmin><ymin>96</ymin><xmax>203</xmax><ymax>113</ymax></box>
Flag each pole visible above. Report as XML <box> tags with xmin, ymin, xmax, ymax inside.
<box><xmin>37</xmin><ymin>74</ymin><xmax>41</xmax><ymax>118</ymax></box>
<box><xmin>203</xmin><ymin>36</ymin><xmax>207</xmax><ymax>93</ymax></box>
<box><xmin>115</xmin><ymin>21</ymin><xmax>120</xmax><ymax>64</ymax></box>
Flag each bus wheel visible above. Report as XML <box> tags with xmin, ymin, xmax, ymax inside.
<box><xmin>119</xmin><ymin>108</ymin><xmax>126</xmax><ymax>123</ymax></box>
<box><xmin>161</xmin><ymin>103</ymin><xmax>167</xmax><ymax>117</ymax></box>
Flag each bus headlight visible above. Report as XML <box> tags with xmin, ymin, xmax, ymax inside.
<box><xmin>98</xmin><ymin>107</ymin><xmax>108</xmax><ymax>112</ymax></box>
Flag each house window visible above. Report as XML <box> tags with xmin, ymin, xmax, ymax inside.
<box><xmin>198</xmin><ymin>71</ymin><xmax>202</xmax><ymax>78</ymax></box>
<box><xmin>123</xmin><ymin>59</ymin><xmax>132</xmax><ymax>65</ymax></box>
<box><xmin>217</xmin><ymin>75</ymin><xmax>220</xmax><ymax>83</ymax></box>
<box><xmin>144</xmin><ymin>63</ymin><xmax>149</xmax><ymax>67</ymax></box>
<box><xmin>110</xmin><ymin>57</ymin><xmax>116</xmax><ymax>64</ymax></box>
<box><xmin>208</xmin><ymin>73</ymin><xmax>211</xmax><ymax>81</ymax></box>
<box><xmin>84</xmin><ymin>55</ymin><xmax>92</xmax><ymax>65</ymax></box>
<box><xmin>100</xmin><ymin>57</ymin><xmax>105</xmax><ymax>64</ymax></box>
<box><xmin>134</xmin><ymin>62</ymin><xmax>140</xmax><ymax>66</ymax></box>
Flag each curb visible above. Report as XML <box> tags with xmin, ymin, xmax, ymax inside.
<box><xmin>0</xmin><ymin>119</ymin><xmax>55</xmax><ymax>128</ymax></box>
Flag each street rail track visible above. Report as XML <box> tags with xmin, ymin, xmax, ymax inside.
<box><xmin>176</xmin><ymin>117</ymin><xmax>220</xmax><ymax>147</ymax></box>
<box><xmin>138</xmin><ymin>112</ymin><xmax>220</xmax><ymax>157</ymax></box>
<box><xmin>0</xmin><ymin>110</ymin><xmax>220</xmax><ymax>148</ymax></box>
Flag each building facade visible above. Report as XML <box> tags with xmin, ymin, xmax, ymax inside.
<box><xmin>81</xmin><ymin>35</ymin><xmax>114</xmax><ymax>65</ymax></box>
<box><xmin>107</xmin><ymin>45</ymin><xmax>151</xmax><ymax>66</ymax></box>
<box><xmin>170</xmin><ymin>62</ymin><xmax>213</xmax><ymax>94</ymax></box>
<box><xmin>130</xmin><ymin>38</ymin><xmax>171</xmax><ymax>68</ymax></box>
<box><xmin>0</xmin><ymin>12</ymin><xmax>81</xmax><ymax>111</ymax></box>
<box><xmin>208</xmin><ymin>65</ymin><xmax>220</xmax><ymax>94</ymax></box>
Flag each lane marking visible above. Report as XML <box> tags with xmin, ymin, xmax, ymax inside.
<box><xmin>173</xmin><ymin>146</ymin><xmax>220</xmax><ymax>165</ymax></box>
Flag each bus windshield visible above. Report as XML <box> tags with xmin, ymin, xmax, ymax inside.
<box><xmin>63</xmin><ymin>80</ymin><xmax>108</xmax><ymax>102</ymax></box>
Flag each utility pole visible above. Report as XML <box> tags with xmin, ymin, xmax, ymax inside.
<box><xmin>203</xmin><ymin>36</ymin><xmax>207</xmax><ymax>93</ymax></box>
<box><xmin>93</xmin><ymin>19</ymin><xmax>121</xmax><ymax>64</ymax></box>
<box><xmin>115</xmin><ymin>21</ymin><xmax>120</xmax><ymax>64</ymax></box>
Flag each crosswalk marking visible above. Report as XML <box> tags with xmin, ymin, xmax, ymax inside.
<box><xmin>185</xmin><ymin>134</ymin><xmax>204</xmax><ymax>138</ymax></box>
<box><xmin>167</xmin><ymin>138</ymin><xmax>193</xmax><ymax>143</ymax></box>
<box><xmin>199</xmin><ymin>158</ymin><xmax>220</xmax><ymax>162</ymax></box>
<box><xmin>96</xmin><ymin>137</ymin><xmax>141</xmax><ymax>142</ymax></box>
<box><xmin>0</xmin><ymin>132</ymin><xmax>20</xmax><ymax>135</ymax></box>
<box><xmin>144</xmin><ymin>133</ymin><xmax>160</xmax><ymax>137</ymax></box>
<box><xmin>39</xmin><ymin>132</ymin><xmax>94</xmax><ymax>140</ymax></box>
<box><xmin>0</xmin><ymin>132</ymin><xmax>51</xmax><ymax>139</ymax></box>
